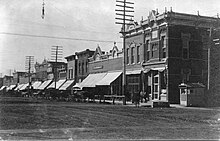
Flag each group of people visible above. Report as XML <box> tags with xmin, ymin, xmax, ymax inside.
<box><xmin>131</xmin><ymin>90</ymin><xmax>149</xmax><ymax>107</ymax></box>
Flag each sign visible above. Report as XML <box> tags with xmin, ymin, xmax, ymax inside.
<box><xmin>93</xmin><ymin>66</ymin><xmax>103</xmax><ymax>70</ymax></box>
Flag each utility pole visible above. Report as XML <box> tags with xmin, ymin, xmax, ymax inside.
<box><xmin>115</xmin><ymin>0</ymin><xmax>134</xmax><ymax>105</ymax></box>
<box><xmin>51</xmin><ymin>46</ymin><xmax>63</xmax><ymax>89</ymax></box>
<box><xmin>25</xmin><ymin>56</ymin><xmax>34</xmax><ymax>96</ymax></box>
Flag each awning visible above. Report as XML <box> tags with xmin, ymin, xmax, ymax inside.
<box><xmin>143</xmin><ymin>69</ymin><xmax>151</xmax><ymax>73</ymax></box>
<box><xmin>20</xmin><ymin>83</ymin><xmax>29</xmax><ymax>91</ymax></box>
<box><xmin>47</xmin><ymin>79</ymin><xmax>66</xmax><ymax>89</ymax></box>
<box><xmin>126</xmin><ymin>69</ymin><xmax>141</xmax><ymax>75</ymax></box>
<box><xmin>32</xmin><ymin>81</ymin><xmax>42</xmax><ymax>89</ymax></box>
<box><xmin>96</xmin><ymin>71</ymin><xmax>122</xmax><ymax>86</ymax></box>
<box><xmin>151</xmin><ymin>67</ymin><xmax>166</xmax><ymax>72</ymax></box>
<box><xmin>179</xmin><ymin>83</ymin><xmax>205</xmax><ymax>88</ymax></box>
<box><xmin>0</xmin><ymin>86</ymin><xmax>6</xmax><ymax>91</ymax></box>
<box><xmin>80</xmin><ymin>73</ymin><xmax>107</xmax><ymax>87</ymax></box>
<box><xmin>59</xmin><ymin>80</ymin><xmax>74</xmax><ymax>90</ymax></box>
<box><xmin>38</xmin><ymin>80</ymin><xmax>52</xmax><ymax>90</ymax></box>
<box><xmin>14</xmin><ymin>84</ymin><xmax>25</xmax><ymax>91</ymax></box>
<box><xmin>72</xmin><ymin>83</ymin><xmax>82</xmax><ymax>90</ymax></box>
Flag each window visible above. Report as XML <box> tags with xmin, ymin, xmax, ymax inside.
<box><xmin>131</xmin><ymin>47</ymin><xmax>134</xmax><ymax>64</ymax></box>
<box><xmin>161</xmin><ymin>36</ymin><xmax>166</xmax><ymax>48</ymax></box>
<box><xmin>137</xmin><ymin>46</ymin><xmax>140</xmax><ymax>63</ymax></box>
<box><xmin>162</xmin><ymin>48</ymin><xmax>166</xmax><ymax>58</ymax></box>
<box><xmin>151</xmin><ymin>43</ymin><xmax>158</xmax><ymax>58</ymax></box>
<box><xmin>144</xmin><ymin>40</ymin><xmax>150</xmax><ymax>61</ymax></box>
<box><xmin>82</xmin><ymin>61</ymin><xmax>84</xmax><ymax>75</ymax></box>
<box><xmin>181</xmin><ymin>33</ymin><xmax>190</xmax><ymax>59</ymax></box>
<box><xmin>78</xmin><ymin>62</ymin><xmax>81</xmax><ymax>74</ymax></box>
<box><xmin>181</xmin><ymin>68</ymin><xmax>191</xmax><ymax>82</ymax></box>
<box><xmin>161</xmin><ymin>36</ymin><xmax>166</xmax><ymax>58</ymax></box>
<box><xmin>127</xmin><ymin>48</ymin><xmax>129</xmax><ymax>64</ymax></box>
<box><xmin>68</xmin><ymin>69</ymin><xmax>73</xmax><ymax>79</ymax></box>
<box><xmin>85</xmin><ymin>62</ymin><xmax>88</xmax><ymax>73</ymax></box>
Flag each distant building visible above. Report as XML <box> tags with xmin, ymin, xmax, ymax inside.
<box><xmin>35</xmin><ymin>59</ymin><xmax>67</xmax><ymax>81</ymax></box>
<box><xmin>65</xmin><ymin>55</ymin><xmax>77</xmax><ymax>80</ymax></box>
<box><xmin>3</xmin><ymin>75</ymin><xmax>13</xmax><ymax>86</ymax></box>
<box><xmin>13</xmin><ymin>71</ymin><xmax>28</xmax><ymax>84</ymax></box>
<box><xmin>75</xmin><ymin>49</ymin><xmax>95</xmax><ymax>83</ymax></box>
<box><xmin>0</xmin><ymin>77</ymin><xmax>3</xmax><ymax>88</ymax></box>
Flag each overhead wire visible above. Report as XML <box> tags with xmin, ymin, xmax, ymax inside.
<box><xmin>0</xmin><ymin>32</ymin><xmax>122</xmax><ymax>44</ymax></box>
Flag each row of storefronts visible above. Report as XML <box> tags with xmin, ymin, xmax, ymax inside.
<box><xmin>1</xmin><ymin>9</ymin><xmax>220</xmax><ymax>106</ymax></box>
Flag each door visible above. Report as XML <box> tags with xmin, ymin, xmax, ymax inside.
<box><xmin>153</xmin><ymin>74</ymin><xmax>159</xmax><ymax>100</ymax></box>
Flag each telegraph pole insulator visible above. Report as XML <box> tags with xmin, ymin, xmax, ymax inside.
<box><xmin>42</xmin><ymin>0</ymin><xmax>45</xmax><ymax>19</ymax></box>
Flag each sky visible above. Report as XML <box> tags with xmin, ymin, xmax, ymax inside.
<box><xmin>0</xmin><ymin>0</ymin><xmax>220</xmax><ymax>76</ymax></box>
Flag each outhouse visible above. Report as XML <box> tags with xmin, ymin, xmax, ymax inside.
<box><xmin>179</xmin><ymin>83</ymin><xmax>205</xmax><ymax>107</ymax></box>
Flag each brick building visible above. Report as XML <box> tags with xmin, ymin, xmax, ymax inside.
<box><xmin>82</xmin><ymin>44</ymin><xmax>123</xmax><ymax>95</ymax></box>
<box><xmin>65</xmin><ymin>55</ymin><xmax>77</xmax><ymax>80</ymax></box>
<box><xmin>75</xmin><ymin>49</ymin><xmax>95</xmax><ymax>83</ymax></box>
<box><xmin>13</xmin><ymin>71</ymin><xmax>28</xmax><ymax>84</ymax></box>
<box><xmin>35</xmin><ymin>59</ymin><xmax>67</xmax><ymax>81</ymax></box>
<box><xmin>124</xmin><ymin>9</ymin><xmax>220</xmax><ymax>104</ymax></box>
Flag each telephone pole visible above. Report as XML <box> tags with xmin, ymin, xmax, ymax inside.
<box><xmin>115</xmin><ymin>0</ymin><xmax>134</xmax><ymax>104</ymax></box>
<box><xmin>25</xmin><ymin>56</ymin><xmax>34</xmax><ymax>96</ymax></box>
<box><xmin>51</xmin><ymin>46</ymin><xmax>63</xmax><ymax>89</ymax></box>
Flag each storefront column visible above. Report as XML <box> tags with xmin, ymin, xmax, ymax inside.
<box><xmin>151</xmin><ymin>72</ymin><xmax>154</xmax><ymax>100</ymax></box>
<box><xmin>158</xmin><ymin>71</ymin><xmax>161</xmax><ymax>100</ymax></box>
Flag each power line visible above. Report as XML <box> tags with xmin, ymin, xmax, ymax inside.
<box><xmin>0</xmin><ymin>32</ymin><xmax>122</xmax><ymax>44</ymax></box>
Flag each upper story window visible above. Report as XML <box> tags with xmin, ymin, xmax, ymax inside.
<box><xmin>85</xmin><ymin>61</ymin><xmax>88</xmax><ymax>73</ymax></box>
<box><xmin>82</xmin><ymin>61</ymin><xmax>84</xmax><ymax>75</ymax></box>
<box><xmin>127</xmin><ymin>48</ymin><xmax>129</xmax><ymax>64</ymax></box>
<box><xmin>145</xmin><ymin>40</ymin><xmax>150</xmax><ymax>61</ymax></box>
<box><xmin>181</xmin><ymin>68</ymin><xmax>191</xmax><ymax>83</ymax></box>
<box><xmin>131</xmin><ymin>47</ymin><xmax>134</xmax><ymax>64</ymax></box>
<box><xmin>78</xmin><ymin>62</ymin><xmax>81</xmax><ymax>74</ymax></box>
<box><xmin>151</xmin><ymin>43</ymin><xmax>158</xmax><ymax>58</ymax></box>
<box><xmin>181</xmin><ymin>33</ymin><xmax>190</xmax><ymax>59</ymax></box>
<box><xmin>161</xmin><ymin>36</ymin><xmax>166</xmax><ymax>58</ymax></box>
<box><xmin>137</xmin><ymin>46</ymin><xmax>140</xmax><ymax>63</ymax></box>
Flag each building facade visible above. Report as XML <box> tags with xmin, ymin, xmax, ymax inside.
<box><xmin>13</xmin><ymin>71</ymin><xmax>28</xmax><ymax>84</ymax></box>
<box><xmin>87</xmin><ymin>44</ymin><xmax>123</xmax><ymax>95</ymax></box>
<box><xmin>65</xmin><ymin>55</ymin><xmax>77</xmax><ymax>80</ymax></box>
<box><xmin>35</xmin><ymin>59</ymin><xmax>67</xmax><ymax>81</ymax></box>
<box><xmin>75</xmin><ymin>49</ymin><xmax>95</xmax><ymax>83</ymax></box>
<box><xmin>124</xmin><ymin>9</ymin><xmax>220</xmax><ymax>104</ymax></box>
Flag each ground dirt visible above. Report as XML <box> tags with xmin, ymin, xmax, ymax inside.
<box><xmin>0</xmin><ymin>97</ymin><xmax>220</xmax><ymax>140</ymax></box>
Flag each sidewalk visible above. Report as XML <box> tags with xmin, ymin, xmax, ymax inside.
<box><xmin>100</xmin><ymin>99</ymin><xmax>220</xmax><ymax>110</ymax></box>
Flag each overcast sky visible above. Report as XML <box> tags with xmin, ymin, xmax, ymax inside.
<box><xmin>0</xmin><ymin>0</ymin><xmax>220</xmax><ymax>76</ymax></box>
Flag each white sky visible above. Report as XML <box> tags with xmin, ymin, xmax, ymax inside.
<box><xmin>0</xmin><ymin>0</ymin><xmax>220</xmax><ymax>76</ymax></box>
